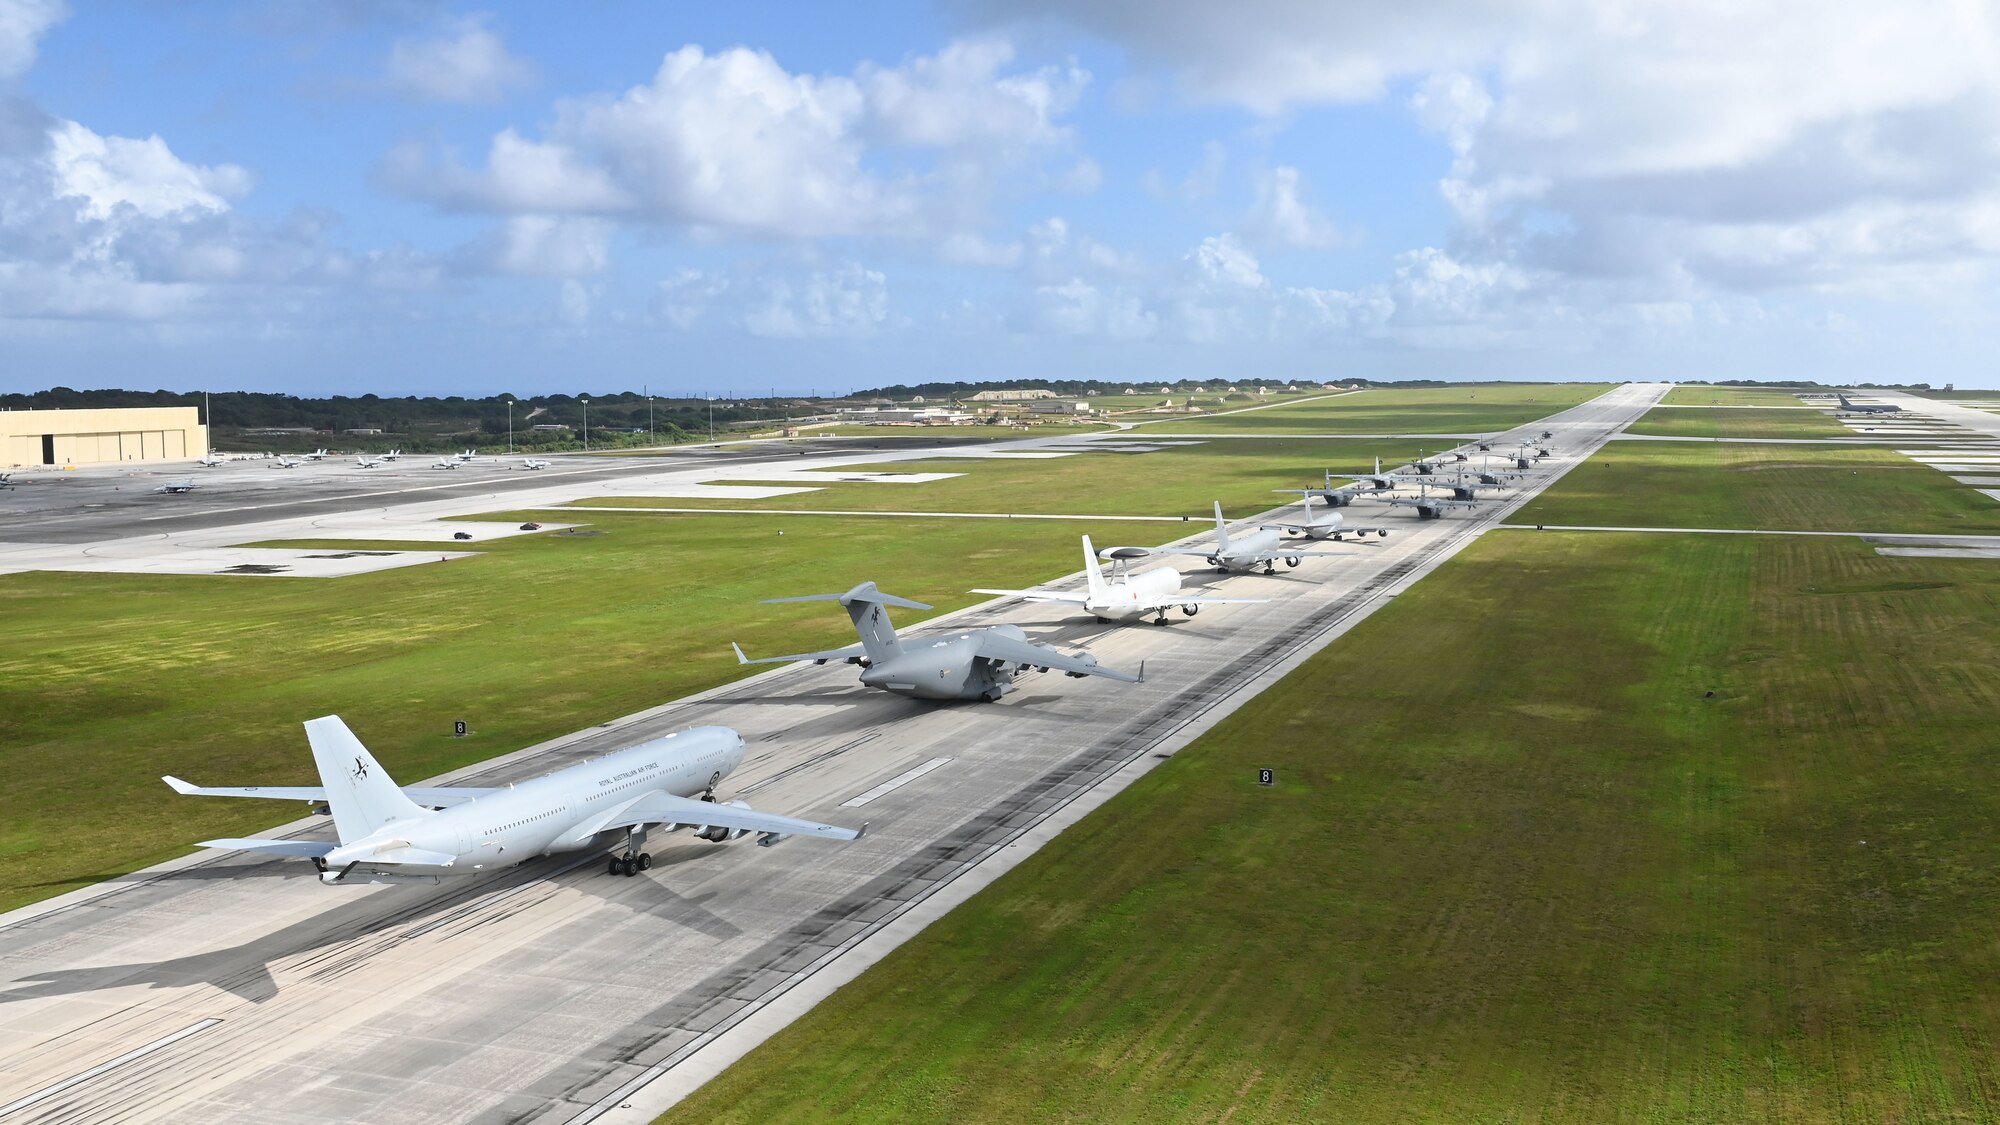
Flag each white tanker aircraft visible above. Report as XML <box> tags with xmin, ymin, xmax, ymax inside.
<box><xmin>972</xmin><ymin>535</ymin><xmax>1265</xmax><ymax>626</ymax></box>
<box><xmin>1145</xmin><ymin>502</ymin><xmax>1354</xmax><ymax>575</ymax></box>
<box><xmin>166</xmin><ymin>717</ymin><xmax>860</xmax><ymax>883</ymax></box>
<box><xmin>1262</xmin><ymin>497</ymin><xmax>1392</xmax><ymax>542</ymax></box>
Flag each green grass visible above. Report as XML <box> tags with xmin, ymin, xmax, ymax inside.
<box><xmin>1660</xmin><ymin>386</ymin><xmax>1817</xmax><ymax>406</ymax></box>
<box><xmin>1624</xmin><ymin>406</ymin><xmax>1852</xmax><ymax>440</ymax></box>
<box><xmin>1515</xmin><ymin>440</ymin><xmax>2000</xmax><ymax>533</ymax></box>
<box><xmin>570</xmin><ymin>439</ymin><xmax>1421</xmax><ymax>519</ymax></box>
<box><xmin>805</xmin><ymin>423</ymin><xmax>1112</xmax><ymax>438</ymax></box>
<box><xmin>1141</xmin><ymin>384</ymin><xmax>1609</xmax><ymax>435</ymax></box>
<box><xmin>661</xmin><ymin>531</ymin><xmax>2000</xmax><ymax>1123</ymax></box>
<box><xmin>0</xmin><ymin>513</ymin><xmax>1153</xmax><ymax>912</ymax></box>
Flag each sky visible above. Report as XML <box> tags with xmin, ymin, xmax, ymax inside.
<box><xmin>1</xmin><ymin>0</ymin><xmax>1997</xmax><ymax>396</ymax></box>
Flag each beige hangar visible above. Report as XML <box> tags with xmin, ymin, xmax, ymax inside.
<box><xmin>0</xmin><ymin>407</ymin><xmax>208</xmax><ymax>467</ymax></box>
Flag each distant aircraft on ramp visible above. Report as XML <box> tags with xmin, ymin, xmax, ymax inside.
<box><xmin>166</xmin><ymin>718</ymin><xmax>860</xmax><ymax>883</ymax></box>
<box><xmin>1836</xmin><ymin>393</ymin><xmax>1902</xmax><ymax>414</ymax></box>
<box><xmin>733</xmin><ymin>581</ymin><xmax>1139</xmax><ymax>700</ymax></box>
<box><xmin>154</xmin><ymin>479</ymin><xmax>197</xmax><ymax>494</ymax></box>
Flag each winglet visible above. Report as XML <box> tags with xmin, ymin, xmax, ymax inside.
<box><xmin>857</xmin><ymin>821</ymin><xmax>869</xmax><ymax>841</ymax></box>
<box><xmin>731</xmin><ymin>641</ymin><xmax>751</xmax><ymax>665</ymax></box>
<box><xmin>163</xmin><ymin>775</ymin><xmax>198</xmax><ymax>794</ymax></box>
<box><xmin>1137</xmin><ymin>659</ymin><xmax>1146</xmax><ymax>684</ymax></box>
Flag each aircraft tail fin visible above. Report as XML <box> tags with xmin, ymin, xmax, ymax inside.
<box><xmin>304</xmin><ymin>716</ymin><xmax>428</xmax><ymax>843</ymax></box>
<box><xmin>763</xmin><ymin>582</ymin><xmax>927</xmax><ymax>665</ymax></box>
<box><xmin>1212</xmin><ymin>501</ymin><xmax>1231</xmax><ymax>551</ymax></box>
<box><xmin>1081</xmin><ymin>535</ymin><xmax>1108</xmax><ymax>600</ymax></box>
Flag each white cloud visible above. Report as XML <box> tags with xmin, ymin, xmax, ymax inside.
<box><xmin>0</xmin><ymin>0</ymin><xmax>63</xmax><ymax>81</ymax></box>
<box><xmin>383</xmin><ymin>14</ymin><xmax>534</xmax><ymax>104</ymax></box>
<box><xmin>465</xmin><ymin>215</ymin><xmax>609</xmax><ymax>278</ymax></box>
<box><xmin>652</xmin><ymin>261</ymin><xmax>891</xmax><ymax>338</ymax></box>
<box><xmin>390</xmin><ymin>39</ymin><xmax>1088</xmax><ymax>244</ymax></box>
<box><xmin>1028</xmin><ymin>277</ymin><xmax>1157</xmax><ymax>340</ymax></box>
<box><xmin>47</xmin><ymin>121</ymin><xmax>251</xmax><ymax>219</ymax></box>
<box><xmin>1242</xmin><ymin>165</ymin><xmax>1343</xmax><ymax>248</ymax></box>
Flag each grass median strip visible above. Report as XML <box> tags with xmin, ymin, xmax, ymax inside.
<box><xmin>1141</xmin><ymin>383</ymin><xmax>1609</xmax><ymax>435</ymax></box>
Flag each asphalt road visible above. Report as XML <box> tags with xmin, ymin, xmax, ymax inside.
<box><xmin>0</xmin><ymin>385</ymin><xmax>1666</xmax><ymax>1124</ymax></box>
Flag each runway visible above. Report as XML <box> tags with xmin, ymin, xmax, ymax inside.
<box><xmin>0</xmin><ymin>384</ymin><xmax>1666</xmax><ymax>1124</ymax></box>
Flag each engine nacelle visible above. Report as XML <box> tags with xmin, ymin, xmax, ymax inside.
<box><xmin>1181</xmin><ymin>603</ymin><xmax>1200</xmax><ymax>617</ymax></box>
<box><xmin>695</xmin><ymin>800</ymin><xmax>753</xmax><ymax>842</ymax></box>
<box><xmin>1284</xmin><ymin>556</ymin><xmax>1301</xmax><ymax>568</ymax></box>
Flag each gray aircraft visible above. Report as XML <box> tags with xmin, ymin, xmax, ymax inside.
<box><xmin>1836</xmin><ymin>392</ymin><xmax>1901</xmax><ymax>414</ymax></box>
<box><xmin>1387</xmin><ymin>481</ymin><xmax>1483</xmax><ymax>520</ymax></box>
<box><xmin>1275</xmin><ymin>467</ymin><xmax>1392</xmax><ymax>508</ymax></box>
<box><xmin>1150</xmin><ymin>502</ymin><xmax>1352</xmax><ymax>574</ymax></box>
<box><xmin>732</xmin><ymin>581</ymin><xmax>1139</xmax><ymax>701</ymax></box>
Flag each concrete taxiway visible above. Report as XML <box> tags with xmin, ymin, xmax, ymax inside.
<box><xmin>0</xmin><ymin>385</ymin><xmax>1666</xmax><ymax>1124</ymax></box>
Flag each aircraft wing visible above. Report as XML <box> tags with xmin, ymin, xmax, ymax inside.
<box><xmin>1124</xmin><ymin>594</ymin><xmax>1267</xmax><ymax>611</ymax></box>
<box><xmin>603</xmin><ymin>792</ymin><xmax>862</xmax><ymax>843</ymax></box>
<box><xmin>163</xmin><ymin>776</ymin><xmax>503</xmax><ymax>808</ymax></box>
<box><xmin>194</xmin><ymin>837</ymin><xmax>337</xmax><ymax>859</ymax></box>
<box><xmin>969</xmin><ymin>587</ymin><xmax>1091</xmax><ymax>605</ymax></box>
<box><xmin>731</xmin><ymin>640</ymin><xmax>869</xmax><ymax>666</ymax></box>
<box><xmin>970</xmin><ymin>631</ymin><xmax>1140</xmax><ymax>683</ymax></box>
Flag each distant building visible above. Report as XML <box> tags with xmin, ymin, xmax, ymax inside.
<box><xmin>1</xmin><ymin>406</ymin><xmax>207</xmax><ymax>467</ymax></box>
<box><xmin>1027</xmin><ymin>400</ymin><xmax>1092</xmax><ymax>415</ymax></box>
<box><xmin>970</xmin><ymin>388</ymin><xmax>1057</xmax><ymax>402</ymax></box>
<box><xmin>530</xmin><ymin>423</ymin><xmax>572</xmax><ymax>432</ymax></box>
<box><xmin>343</xmin><ymin>427</ymin><xmax>384</xmax><ymax>435</ymax></box>
<box><xmin>1123</xmin><ymin>388</ymin><xmax>1138</xmax><ymax>395</ymax></box>
<box><xmin>838</xmin><ymin>406</ymin><xmax>974</xmax><ymax>424</ymax></box>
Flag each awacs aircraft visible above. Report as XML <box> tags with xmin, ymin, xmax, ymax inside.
<box><xmin>1153</xmin><ymin>502</ymin><xmax>1353</xmax><ymax>574</ymax></box>
<box><xmin>153</xmin><ymin>479</ymin><xmax>197</xmax><ymax>494</ymax></box>
<box><xmin>167</xmin><ymin>718</ymin><xmax>859</xmax><ymax>883</ymax></box>
<box><xmin>521</xmin><ymin>458</ymin><xmax>553</xmax><ymax>470</ymax></box>
<box><xmin>196</xmin><ymin>452</ymin><xmax>225</xmax><ymax>467</ymax></box>
<box><xmin>354</xmin><ymin>456</ymin><xmax>383</xmax><ymax>468</ymax></box>
<box><xmin>1388</xmin><ymin>482</ymin><xmax>1482</xmax><ymax>520</ymax></box>
<box><xmin>733</xmin><ymin>581</ymin><xmax>1139</xmax><ymax>701</ymax></box>
<box><xmin>1263</xmin><ymin>496</ymin><xmax>1391</xmax><ymax>541</ymax></box>
<box><xmin>972</xmin><ymin>535</ymin><xmax>1265</xmax><ymax>626</ymax></box>
<box><xmin>1836</xmin><ymin>393</ymin><xmax>1902</xmax><ymax>414</ymax></box>
<box><xmin>301</xmin><ymin>448</ymin><xmax>329</xmax><ymax>461</ymax></box>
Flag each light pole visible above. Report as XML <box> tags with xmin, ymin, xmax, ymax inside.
<box><xmin>646</xmin><ymin>384</ymin><xmax>654</xmax><ymax>440</ymax></box>
<box><xmin>707</xmin><ymin>395</ymin><xmax>714</xmax><ymax>443</ymax></box>
<box><xmin>581</xmin><ymin>396</ymin><xmax>589</xmax><ymax>453</ymax></box>
<box><xmin>506</xmin><ymin>398</ymin><xmax>514</xmax><ymax>454</ymax></box>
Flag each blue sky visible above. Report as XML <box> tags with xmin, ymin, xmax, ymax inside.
<box><xmin>2</xmin><ymin>0</ymin><xmax>1996</xmax><ymax>395</ymax></box>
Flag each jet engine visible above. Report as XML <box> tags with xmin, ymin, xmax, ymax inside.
<box><xmin>1284</xmin><ymin>556</ymin><xmax>1301</xmax><ymax>568</ymax></box>
<box><xmin>695</xmin><ymin>800</ymin><xmax>754</xmax><ymax>842</ymax></box>
<box><xmin>1181</xmin><ymin>603</ymin><xmax>1200</xmax><ymax>617</ymax></box>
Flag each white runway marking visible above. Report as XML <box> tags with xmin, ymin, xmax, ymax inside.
<box><xmin>841</xmin><ymin>758</ymin><xmax>954</xmax><ymax>807</ymax></box>
<box><xmin>0</xmin><ymin>1018</ymin><xmax>223</xmax><ymax>1118</ymax></box>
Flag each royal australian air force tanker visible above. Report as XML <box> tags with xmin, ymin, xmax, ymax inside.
<box><xmin>166</xmin><ymin>718</ymin><xmax>860</xmax><ymax>884</ymax></box>
<box><xmin>972</xmin><ymin>535</ymin><xmax>1266</xmax><ymax>626</ymax></box>
<box><xmin>732</xmin><ymin>581</ymin><xmax>1139</xmax><ymax>701</ymax></box>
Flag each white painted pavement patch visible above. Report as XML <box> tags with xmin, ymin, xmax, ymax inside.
<box><xmin>1951</xmin><ymin>477</ymin><xmax>2000</xmax><ymax>486</ymax></box>
<box><xmin>0</xmin><ymin>1018</ymin><xmax>223</xmax><ymax>1118</ymax></box>
<box><xmin>841</xmin><ymin>758</ymin><xmax>954</xmax><ymax>807</ymax></box>
<box><xmin>1877</xmin><ymin>546</ymin><xmax>2000</xmax><ymax>559</ymax></box>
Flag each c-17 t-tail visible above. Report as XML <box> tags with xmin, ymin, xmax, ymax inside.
<box><xmin>167</xmin><ymin>716</ymin><xmax>860</xmax><ymax>885</ymax></box>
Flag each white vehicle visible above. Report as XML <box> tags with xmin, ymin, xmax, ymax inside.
<box><xmin>301</xmin><ymin>448</ymin><xmax>329</xmax><ymax>461</ymax></box>
<box><xmin>272</xmin><ymin>456</ymin><xmax>301</xmax><ymax>469</ymax></box>
<box><xmin>1155</xmin><ymin>502</ymin><xmax>1352</xmax><ymax>575</ymax></box>
<box><xmin>196</xmin><ymin>452</ymin><xmax>226</xmax><ymax>468</ymax></box>
<box><xmin>455</xmin><ymin>449</ymin><xmax>478</xmax><ymax>462</ymax></box>
<box><xmin>354</xmin><ymin>456</ymin><xmax>383</xmax><ymax>468</ymax></box>
<box><xmin>521</xmin><ymin>458</ymin><xmax>553</xmax><ymax>470</ymax></box>
<box><xmin>1264</xmin><ymin>496</ymin><xmax>1391</xmax><ymax>542</ymax></box>
<box><xmin>166</xmin><ymin>718</ymin><xmax>861</xmax><ymax>884</ymax></box>
<box><xmin>973</xmin><ymin>535</ymin><xmax>1266</xmax><ymax>626</ymax></box>
<box><xmin>379</xmin><ymin>449</ymin><xmax>403</xmax><ymax>461</ymax></box>
<box><xmin>432</xmin><ymin>457</ymin><xmax>459</xmax><ymax>470</ymax></box>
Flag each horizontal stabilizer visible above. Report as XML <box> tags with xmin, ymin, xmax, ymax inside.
<box><xmin>196</xmin><ymin>838</ymin><xmax>337</xmax><ymax>859</ymax></box>
<box><xmin>761</xmin><ymin>580</ymin><xmax>930</xmax><ymax>611</ymax></box>
<box><xmin>732</xmin><ymin>640</ymin><xmax>868</xmax><ymax>666</ymax></box>
<box><xmin>163</xmin><ymin>776</ymin><xmax>499</xmax><ymax>808</ymax></box>
<box><xmin>970</xmin><ymin>587</ymin><xmax>1092</xmax><ymax>605</ymax></box>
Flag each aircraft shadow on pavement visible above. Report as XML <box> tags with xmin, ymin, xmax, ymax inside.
<box><xmin>0</xmin><ymin>847</ymin><xmax>745</xmax><ymax>1005</ymax></box>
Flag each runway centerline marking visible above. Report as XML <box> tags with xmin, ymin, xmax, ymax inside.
<box><xmin>0</xmin><ymin>1018</ymin><xmax>223</xmax><ymax>1119</ymax></box>
<box><xmin>841</xmin><ymin>758</ymin><xmax>953</xmax><ymax>807</ymax></box>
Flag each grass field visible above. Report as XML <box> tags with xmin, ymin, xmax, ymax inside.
<box><xmin>807</xmin><ymin>423</ymin><xmax>1113</xmax><ymax>438</ymax></box>
<box><xmin>1515</xmin><ymin>440</ymin><xmax>2000</xmax><ymax>533</ymax></box>
<box><xmin>573</xmin><ymin>439</ymin><xmax>1422</xmax><ymax>519</ymax></box>
<box><xmin>1659</xmin><ymin>386</ymin><xmax>1817</xmax><ymax>406</ymax></box>
<box><xmin>1624</xmin><ymin>405</ymin><xmax>1852</xmax><ymax>440</ymax></box>
<box><xmin>1141</xmin><ymin>383</ymin><xmax>1609</xmax><ymax>435</ymax></box>
<box><xmin>0</xmin><ymin>512</ymin><xmax>1157</xmax><ymax>912</ymax></box>
<box><xmin>662</xmin><ymin>531</ymin><xmax>2000</xmax><ymax>1123</ymax></box>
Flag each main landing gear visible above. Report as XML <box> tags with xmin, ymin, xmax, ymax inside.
<box><xmin>609</xmin><ymin>824</ymin><xmax>653</xmax><ymax>877</ymax></box>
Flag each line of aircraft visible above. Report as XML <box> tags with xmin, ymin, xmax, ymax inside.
<box><xmin>164</xmin><ymin>436</ymin><xmax>1555</xmax><ymax>887</ymax></box>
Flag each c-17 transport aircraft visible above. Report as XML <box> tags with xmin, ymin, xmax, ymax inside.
<box><xmin>1143</xmin><ymin>502</ymin><xmax>1352</xmax><ymax>574</ymax></box>
<box><xmin>972</xmin><ymin>535</ymin><xmax>1265</xmax><ymax>625</ymax></box>
<box><xmin>733</xmin><ymin>581</ymin><xmax>1140</xmax><ymax>700</ymax></box>
<box><xmin>166</xmin><ymin>717</ymin><xmax>861</xmax><ymax>883</ymax></box>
